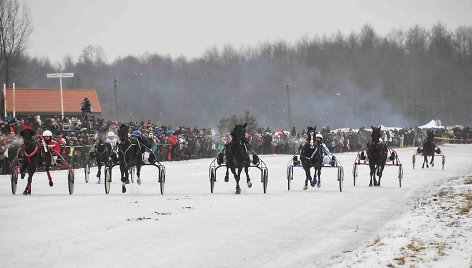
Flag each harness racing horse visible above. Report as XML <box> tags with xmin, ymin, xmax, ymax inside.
<box><xmin>417</xmin><ymin>131</ymin><xmax>441</xmax><ymax>168</ymax></box>
<box><xmin>18</xmin><ymin>127</ymin><xmax>43</xmax><ymax>195</ymax></box>
<box><xmin>361</xmin><ymin>126</ymin><xmax>388</xmax><ymax>187</ymax></box>
<box><xmin>92</xmin><ymin>139</ymin><xmax>111</xmax><ymax>183</ymax></box>
<box><xmin>299</xmin><ymin>127</ymin><xmax>324</xmax><ymax>190</ymax></box>
<box><xmin>224</xmin><ymin>123</ymin><xmax>252</xmax><ymax>194</ymax></box>
<box><xmin>117</xmin><ymin>124</ymin><xmax>142</xmax><ymax>193</ymax></box>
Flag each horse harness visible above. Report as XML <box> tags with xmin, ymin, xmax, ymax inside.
<box><xmin>302</xmin><ymin>142</ymin><xmax>324</xmax><ymax>161</ymax></box>
<box><xmin>119</xmin><ymin>138</ymin><xmax>149</xmax><ymax>167</ymax></box>
<box><xmin>95</xmin><ymin>142</ymin><xmax>110</xmax><ymax>158</ymax></box>
<box><xmin>21</xmin><ymin>142</ymin><xmax>40</xmax><ymax>168</ymax></box>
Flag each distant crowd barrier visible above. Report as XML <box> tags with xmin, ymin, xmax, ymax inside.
<box><xmin>434</xmin><ymin>137</ymin><xmax>472</xmax><ymax>143</ymax></box>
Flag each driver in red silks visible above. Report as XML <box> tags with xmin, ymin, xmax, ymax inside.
<box><xmin>42</xmin><ymin>130</ymin><xmax>61</xmax><ymax>156</ymax></box>
<box><xmin>41</xmin><ymin>130</ymin><xmax>61</xmax><ymax>186</ymax></box>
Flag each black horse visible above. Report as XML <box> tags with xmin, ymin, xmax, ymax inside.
<box><xmin>298</xmin><ymin>127</ymin><xmax>324</xmax><ymax>190</ymax></box>
<box><xmin>361</xmin><ymin>126</ymin><xmax>388</xmax><ymax>187</ymax></box>
<box><xmin>18</xmin><ymin>127</ymin><xmax>43</xmax><ymax>195</ymax></box>
<box><xmin>417</xmin><ymin>131</ymin><xmax>441</xmax><ymax>168</ymax></box>
<box><xmin>117</xmin><ymin>124</ymin><xmax>142</xmax><ymax>193</ymax></box>
<box><xmin>91</xmin><ymin>139</ymin><xmax>112</xmax><ymax>183</ymax></box>
<box><xmin>224</xmin><ymin>123</ymin><xmax>252</xmax><ymax>194</ymax></box>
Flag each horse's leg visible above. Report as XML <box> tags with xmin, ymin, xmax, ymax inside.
<box><xmin>119</xmin><ymin>162</ymin><xmax>129</xmax><ymax>193</ymax></box>
<box><xmin>302</xmin><ymin>161</ymin><xmax>312</xmax><ymax>190</ymax></box>
<box><xmin>20</xmin><ymin>163</ymin><xmax>26</xmax><ymax>180</ymax></box>
<box><xmin>376</xmin><ymin>164</ymin><xmax>385</xmax><ymax>186</ymax></box>
<box><xmin>245</xmin><ymin>166</ymin><xmax>252</xmax><ymax>188</ymax></box>
<box><xmin>369</xmin><ymin>163</ymin><xmax>376</xmax><ymax>187</ymax></box>
<box><xmin>119</xmin><ymin>163</ymin><xmax>129</xmax><ymax>183</ymax></box>
<box><xmin>430</xmin><ymin>153</ymin><xmax>435</xmax><ymax>167</ymax></box>
<box><xmin>23</xmin><ymin>169</ymin><xmax>34</xmax><ymax>195</ymax></box>
<box><xmin>45</xmin><ymin>163</ymin><xmax>53</xmax><ymax>187</ymax></box>
<box><xmin>235</xmin><ymin>167</ymin><xmax>242</xmax><ymax>194</ymax></box>
<box><xmin>23</xmin><ymin>167</ymin><xmax>34</xmax><ymax>195</ymax></box>
<box><xmin>224</xmin><ymin>166</ymin><xmax>230</xmax><ymax>182</ymax></box>
<box><xmin>422</xmin><ymin>154</ymin><xmax>427</xmax><ymax>168</ymax></box>
<box><xmin>316</xmin><ymin>167</ymin><xmax>321</xmax><ymax>187</ymax></box>
<box><xmin>136</xmin><ymin>163</ymin><xmax>142</xmax><ymax>185</ymax></box>
<box><xmin>97</xmin><ymin>161</ymin><xmax>102</xmax><ymax>178</ymax></box>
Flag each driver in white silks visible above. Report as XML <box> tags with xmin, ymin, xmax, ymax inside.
<box><xmin>313</xmin><ymin>133</ymin><xmax>337</xmax><ymax>167</ymax></box>
<box><xmin>106</xmin><ymin>131</ymin><xmax>119</xmax><ymax>163</ymax></box>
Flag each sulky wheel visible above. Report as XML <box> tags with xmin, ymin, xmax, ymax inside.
<box><xmin>353</xmin><ymin>164</ymin><xmax>358</xmax><ymax>186</ymax></box>
<box><xmin>104</xmin><ymin>167</ymin><xmax>112</xmax><ymax>194</ymax></box>
<box><xmin>338</xmin><ymin>166</ymin><xmax>344</xmax><ymax>192</ymax></box>
<box><xmin>287</xmin><ymin>166</ymin><xmax>293</xmax><ymax>191</ymax></box>
<box><xmin>68</xmin><ymin>169</ymin><xmax>75</xmax><ymax>195</ymax></box>
<box><xmin>11</xmin><ymin>165</ymin><xmax>19</xmax><ymax>195</ymax></box>
<box><xmin>84</xmin><ymin>160</ymin><xmax>90</xmax><ymax>183</ymax></box>
<box><xmin>210</xmin><ymin>168</ymin><xmax>216</xmax><ymax>193</ymax></box>
<box><xmin>287</xmin><ymin>166</ymin><xmax>292</xmax><ymax>191</ymax></box>
<box><xmin>398</xmin><ymin>165</ymin><xmax>403</xmax><ymax>188</ymax></box>
<box><xmin>159</xmin><ymin>168</ymin><xmax>165</xmax><ymax>195</ymax></box>
<box><xmin>442</xmin><ymin>155</ymin><xmax>445</xmax><ymax>170</ymax></box>
<box><xmin>262</xmin><ymin>169</ymin><xmax>268</xmax><ymax>194</ymax></box>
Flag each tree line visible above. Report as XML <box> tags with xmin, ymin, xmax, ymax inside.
<box><xmin>1</xmin><ymin>1</ymin><xmax>472</xmax><ymax>129</ymax></box>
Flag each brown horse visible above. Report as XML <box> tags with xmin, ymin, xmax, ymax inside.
<box><xmin>224</xmin><ymin>123</ymin><xmax>252</xmax><ymax>194</ymax></box>
<box><xmin>91</xmin><ymin>139</ymin><xmax>112</xmax><ymax>183</ymax></box>
<box><xmin>117</xmin><ymin>124</ymin><xmax>142</xmax><ymax>193</ymax></box>
<box><xmin>417</xmin><ymin>131</ymin><xmax>441</xmax><ymax>168</ymax></box>
<box><xmin>361</xmin><ymin>126</ymin><xmax>388</xmax><ymax>187</ymax></box>
<box><xmin>18</xmin><ymin>127</ymin><xmax>43</xmax><ymax>195</ymax></box>
<box><xmin>299</xmin><ymin>127</ymin><xmax>324</xmax><ymax>190</ymax></box>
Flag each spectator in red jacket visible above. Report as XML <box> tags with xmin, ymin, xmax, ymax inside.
<box><xmin>168</xmin><ymin>131</ymin><xmax>177</xmax><ymax>161</ymax></box>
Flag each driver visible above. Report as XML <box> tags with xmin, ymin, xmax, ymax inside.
<box><xmin>106</xmin><ymin>131</ymin><xmax>119</xmax><ymax>163</ymax></box>
<box><xmin>313</xmin><ymin>133</ymin><xmax>336</xmax><ymax>167</ymax></box>
<box><xmin>41</xmin><ymin>130</ymin><xmax>62</xmax><ymax>186</ymax></box>
<box><xmin>42</xmin><ymin>130</ymin><xmax>61</xmax><ymax>163</ymax></box>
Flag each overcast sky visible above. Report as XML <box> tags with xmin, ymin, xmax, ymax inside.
<box><xmin>24</xmin><ymin>0</ymin><xmax>472</xmax><ymax>64</ymax></box>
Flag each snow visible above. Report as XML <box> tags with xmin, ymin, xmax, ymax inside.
<box><xmin>1</xmin><ymin>144</ymin><xmax>471</xmax><ymax>267</ymax></box>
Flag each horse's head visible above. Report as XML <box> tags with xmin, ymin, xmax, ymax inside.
<box><xmin>96</xmin><ymin>138</ymin><xmax>106</xmax><ymax>151</ymax></box>
<box><xmin>371</xmin><ymin>125</ymin><xmax>382</xmax><ymax>143</ymax></box>
<box><xmin>426</xmin><ymin>130</ymin><xmax>434</xmax><ymax>141</ymax></box>
<box><xmin>20</xmin><ymin>127</ymin><xmax>36</xmax><ymax>144</ymax></box>
<box><xmin>118</xmin><ymin>124</ymin><xmax>129</xmax><ymax>141</ymax></box>
<box><xmin>230</xmin><ymin>123</ymin><xmax>247</xmax><ymax>142</ymax></box>
<box><xmin>306</xmin><ymin>126</ymin><xmax>316</xmax><ymax>147</ymax></box>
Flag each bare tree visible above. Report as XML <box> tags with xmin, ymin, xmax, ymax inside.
<box><xmin>0</xmin><ymin>0</ymin><xmax>31</xmax><ymax>114</ymax></box>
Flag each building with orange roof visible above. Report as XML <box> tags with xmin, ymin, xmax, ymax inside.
<box><xmin>4</xmin><ymin>88</ymin><xmax>101</xmax><ymax>117</ymax></box>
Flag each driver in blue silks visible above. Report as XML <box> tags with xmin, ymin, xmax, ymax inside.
<box><xmin>313</xmin><ymin>133</ymin><xmax>337</xmax><ymax>167</ymax></box>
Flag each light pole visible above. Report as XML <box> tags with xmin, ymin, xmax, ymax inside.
<box><xmin>2</xmin><ymin>83</ymin><xmax>6</xmax><ymax>118</ymax></box>
<box><xmin>286</xmin><ymin>84</ymin><xmax>292</xmax><ymax>131</ymax></box>
<box><xmin>47</xmin><ymin>72</ymin><xmax>74</xmax><ymax>119</ymax></box>
<box><xmin>113</xmin><ymin>79</ymin><xmax>118</xmax><ymax>121</ymax></box>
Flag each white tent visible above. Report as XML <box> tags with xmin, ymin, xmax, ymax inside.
<box><xmin>419</xmin><ymin>119</ymin><xmax>444</xmax><ymax>129</ymax></box>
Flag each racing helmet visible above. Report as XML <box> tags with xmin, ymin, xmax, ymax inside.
<box><xmin>315</xmin><ymin>133</ymin><xmax>323</xmax><ymax>140</ymax></box>
<box><xmin>42</xmin><ymin>130</ymin><xmax>53</xmax><ymax>137</ymax></box>
<box><xmin>131</xmin><ymin>130</ymin><xmax>141</xmax><ymax>137</ymax></box>
<box><xmin>107</xmin><ymin>131</ymin><xmax>116</xmax><ymax>138</ymax></box>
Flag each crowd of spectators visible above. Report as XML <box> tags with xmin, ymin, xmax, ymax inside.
<box><xmin>0</xmin><ymin>114</ymin><xmax>471</xmax><ymax>174</ymax></box>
